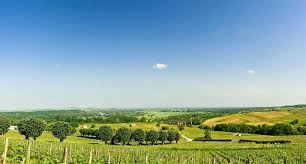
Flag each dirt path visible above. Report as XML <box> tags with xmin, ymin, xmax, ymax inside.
<box><xmin>181</xmin><ymin>135</ymin><xmax>193</xmax><ymax>142</ymax></box>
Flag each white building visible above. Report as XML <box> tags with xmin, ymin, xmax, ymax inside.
<box><xmin>9</xmin><ymin>126</ymin><xmax>17</xmax><ymax>130</ymax></box>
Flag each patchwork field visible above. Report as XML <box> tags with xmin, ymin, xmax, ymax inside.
<box><xmin>203</xmin><ymin>108</ymin><xmax>306</xmax><ymax>126</ymax></box>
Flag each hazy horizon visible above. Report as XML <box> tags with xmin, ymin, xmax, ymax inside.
<box><xmin>1</xmin><ymin>0</ymin><xmax>306</xmax><ymax>110</ymax></box>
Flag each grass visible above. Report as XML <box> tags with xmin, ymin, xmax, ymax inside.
<box><xmin>203</xmin><ymin>108</ymin><xmax>306</xmax><ymax>126</ymax></box>
<box><xmin>180</xmin><ymin>126</ymin><xmax>306</xmax><ymax>144</ymax></box>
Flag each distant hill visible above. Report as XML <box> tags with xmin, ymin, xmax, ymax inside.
<box><xmin>203</xmin><ymin>108</ymin><xmax>306</xmax><ymax>126</ymax></box>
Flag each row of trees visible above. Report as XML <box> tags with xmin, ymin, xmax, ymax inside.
<box><xmin>80</xmin><ymin>126</ymin><xmax>180</xmax><ymax>145</ymax></box>
<box><xmin>213</xmin><ymin>123</ymin><xmax>306</xmax><ymax>135</ymax></box>
<box><xmin>0</xmin><ymin>117</ymin><xmax>75</xmax><ymax>142</ymax></box>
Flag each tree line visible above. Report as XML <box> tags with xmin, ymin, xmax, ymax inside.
<box><xmin>79</xmin><ymin>126</ymin><xmax>180</xmax><ymax>145</ymax></box>
<box><xmin>0</xmin><ymin>117</ymin><xmax>76</xmax><ymax>142</ymax></box>
<box><xmin>208</xmin><ymin>123</ymin><xmax>306</xmax><ymax>135</ymax></box>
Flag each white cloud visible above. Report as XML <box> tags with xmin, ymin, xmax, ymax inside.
<box><xmin>153</xmin><ymin>63</ymin><xmax>168</xmax><ymax>70</ymax></box>
<box><xmin>247</xmin><ymin>69</ymin><xmax>256</xmax><ymax>75</ymax></box>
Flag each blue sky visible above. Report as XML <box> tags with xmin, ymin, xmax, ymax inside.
<box><xmin>0</xmin><ymin>0</ymin><xmax>306</xmax><ymax>109</ymax></box>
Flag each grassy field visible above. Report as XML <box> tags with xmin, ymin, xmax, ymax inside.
<box><xmin>0</xmin><ymin>122</ymin><xmax>305</xmax><ymax>163</ymax></box>
<box><xmin>203</xmin><ymin>108</ymin><xmax>306</xmax><ymax>126</ymax></box>
<box><xmin>3</xmin><ymin>123</ymin><xmax>306</xmax><ymax>145</ymax></box>
<box><xmin>181</xmin><ymin>126</ymin><xmax>306</xmax><ymax>144</ymax></box>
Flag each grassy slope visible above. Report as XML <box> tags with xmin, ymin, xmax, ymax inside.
<box><xmin>203</xmin><ymin>108</ymin><xmax>306</xmax><ymax>126</ymax></box>
<box><xmin>2</xmin><ymin>123</ymin><xmax>305</xmax><ymax>145</ymax></box>
<box><xmin>180</xmin><ymin>126</ymin><xmax>306</xmax><ymax>144</ymax></box>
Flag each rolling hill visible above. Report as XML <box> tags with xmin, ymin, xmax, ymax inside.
<box><xmin>203</xmin><ymin>108</ymin><xmax>306</xmax><ymax>126</ymax></box>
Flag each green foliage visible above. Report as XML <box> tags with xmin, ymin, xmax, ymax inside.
<box><xmin>51</xmin><ymin>121</ymin><xmax>73</xmax><ymax>142</ymax></box>
<box><xmin>17</xmin><ymin>118</ymin><xmax>45</xmax><ymax>140</ymax></box>
<box><xmin>167</xmin><ymin>131</ymin><xmax>176</xmax><ymax>144</ymax></box>
<box><xmin>178</xmin><ymin>124</ymin><xmax>185</xmax><ymax>131</ymax></box>
<box><xmin>97</xmin><ymin>125</ymin><xmax>113</xmax><ymax>144</ymax></box>
<box><xmin>0</xmin><ymin>118</ymin><xmax>10</xmax><ymax>135</ymax></box>
<box><xmin>146</xmin><ymin>130</ymin><xmax>159</xmax><ymax>145</ymax></box>
<box><xmin>214</xmin><ymin>123</ymin><xmax>302</xmax><ymax>135</ymax></box>
<box><xmin>113</xmin><ymin>127</ymin><xmax>131</xmax><ymax>145</ymax></box>
<box><xmin>69</xmin><ymin>122</ymin><xmax>79</xmax><ymax>128</ymax></box>
<box><xmin>158</xmin><ymin>130</ymin><xmax>168</xmax><ymax>144</ymax></box>
<box><xmin>90</xmin><ymin>124</ymin><xmax>96</xmax><ymax>128</ymax></box>
<box><xmin>160</xmin><ymin>113</ymin><xmax>218</xmax><ymax>125</ymax></box>
<box><xmin>290</xmin><ymin>119</ymin><xmax>299</xmax><ymax>125</ymax></box>
<box><xmin>131</xmin><ymin>129</ymin><xmax>146</xmax><ymax>144</ymax></box>
<box><xmin>198</xmin><ymin>124</ymin><xmax>211</xmax><ymax>130</ymax></box>
<box><xmin>174</xmin><ymin>131</ymin><xmax>180</xmax><ymax>143</ymax></box>
<box><xmin>139</xmin><ymin>117</ymin><xmax>147</xmax><ymax>122</ymax></box>
<box><xmin>161</xmin><ymin>126</ymin><xmax>169</xmax><ymax>130</ymax></box>
<box><xmin>204</xmin><ymin>129</ymin><xmax>212</xmax><ymax>140</ymax></box>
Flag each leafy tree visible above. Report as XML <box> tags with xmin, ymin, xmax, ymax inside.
<box><xmin>156</xmin><ymin>122</ymin><xmax>161</xmax><ymax>127</ymax></box>
<box><xmin>114</xmin><ymin>127</ymin><xmax>131</xmax><ymax>145</ymax></box>
<box><xmin>69</xmin><ymin>122</ymin><xmax>79</xmax><ymax>128</ymax></box>
<box><xmin>131</xmin><ymin>129</ymin><xmax>146</xmax><ymax>145</ymax></box>
<box><xmin>174</xmin><ymin>131</ymin><xmax>180</xmax><ymax>143</ymax></box>
<box><xmin>158</xmin><ymin>130</ymin><xmax>168</xmax><ymax>144</ymax></box>
<box><xmin>97</xmin><ymin>125</ymin><xmax>113</xmax><ymax>144</ymax></box>
<box><xmin>146</xmin><ymin>130</ymin><xmax>159</xmax><ymax>145</ymax></box>
<box><xmin>51</xmin><ymin>121</ymin><xmax>73</xmax><ymax>142</ymax></box>
<box><xmin>167</xmin><ymin>130</ymin><xmax>176</xmax><ymax>144</ymax></box>
<box><xmin>178</xmin><ymin>124</ymin><xmax>185</xmax><ymax>131</ymax></box>
<box><xmin>204</xmin><ymin>129</ymin><xmax>212</xmax><ymax>140</ymax></box>
<box><xmin>17</xmin><ymin>118</ymin><xmax>45</xmax><ymax>140</ymax></box>
<box><xmin>0</xmin><ymin>118</ymin><xmax>10</xmax><ymax>135</ymax></box>
<box><xmin>90</xmin><ymin>124</ymin><xmax>96</xmax><ymax>128</ymax></box>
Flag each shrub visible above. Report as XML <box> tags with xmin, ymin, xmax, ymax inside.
<box><xmin>174</xmin><ymin>131</ymin><xmax>180</xmax><ymax>143</ymax></box>
<box><xmin>161</xmin><ymin>126</ymin><xmax>169</xmax><ymax>130</ymax></box>
<box><xmin>204</xmin><ymin>129</ymin><xmax>212</xmax><ymax>140</ymax></box>
<box><xmin>178</xmin><ymin>124</ymin><xmax>185</xmax><ymax>131</ymax></box>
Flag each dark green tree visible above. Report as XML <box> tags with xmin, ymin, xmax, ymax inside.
<box><xmin>17</xmin><ymin>118</ymin><xmax>45</xmax><ymax>140</ymax></box>
<box><xmin>97</xmin><ymin>125</ymin><xmax>113</xmax><ymax>144</ymax></box>
<box><xmin>204</xmin><ymin>129</ymin><xmax>212</xmax><ymax>140</ymax></box>
<box><xmin>167</xmin><ymin>131</ymin><xmax>176</xmax><ymax>144</ymax></box>
<box><xmin>114</xmin><ymin>127</ymin><xmax>131</xmax><ymax>145</ymax></box>
<box><xmin>51</xmin><ymin>121</ymin><xmax>73</xmax><ymax>142</ymax></box>
<box><xmin>0</xmin><ymin>118</ymin><xmax>10</xmax><ymax>135</ymax></box>
<box><xmin>131</xmin><ymin>128</ymin><xmax>146</xmax><ymax>145</ymax></box>
<box><xmin>146</xmin><ymin>130</ymin><xmax>159</xmax><ymax>145</ymax></box>
<box><xmin>158</xmin><ymin>130</ymin><xmax>168</xmax><ymax>144</ymax></box>
<box><xmin>174</xmin><ymin>131</ymin><xmax>180</xmax><ymax>143</ymax></box>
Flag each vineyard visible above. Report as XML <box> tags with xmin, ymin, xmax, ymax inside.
<box><xmin>0</xmin><ymin>138</ymin><xmax>305</xmax><ymax>164</ymax></box>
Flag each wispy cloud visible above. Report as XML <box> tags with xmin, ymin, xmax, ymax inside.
<box><xmin>153</xmin><ymin>63</ymin><xmax>168</xmax><ymax>70</ymax></box>
<box><xmin>247</xmin><ymin>69</ymin><xmax>256</xmax><ymax>75</ymax></box>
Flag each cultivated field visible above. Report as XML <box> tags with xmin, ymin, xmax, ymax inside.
<box><xmin>203</xmin><ymin>108</ymin><xmax>306</xmax><ymax>126</ymax></box>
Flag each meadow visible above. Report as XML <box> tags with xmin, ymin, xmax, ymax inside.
<box><xmin>203</xmin><ymin>108</ymin><xmax>306</xmax><ymax>126</ymax></box>
<box><xmin>0</xmin><ymin>107</ymin><xmax>305</xmax><ymax>163</ymax></box>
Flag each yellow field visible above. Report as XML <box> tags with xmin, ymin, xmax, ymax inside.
<box><xmin>203</xmin><ymin>108</ymin><xmax>306</xmax><ymax>126</ymax></box>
